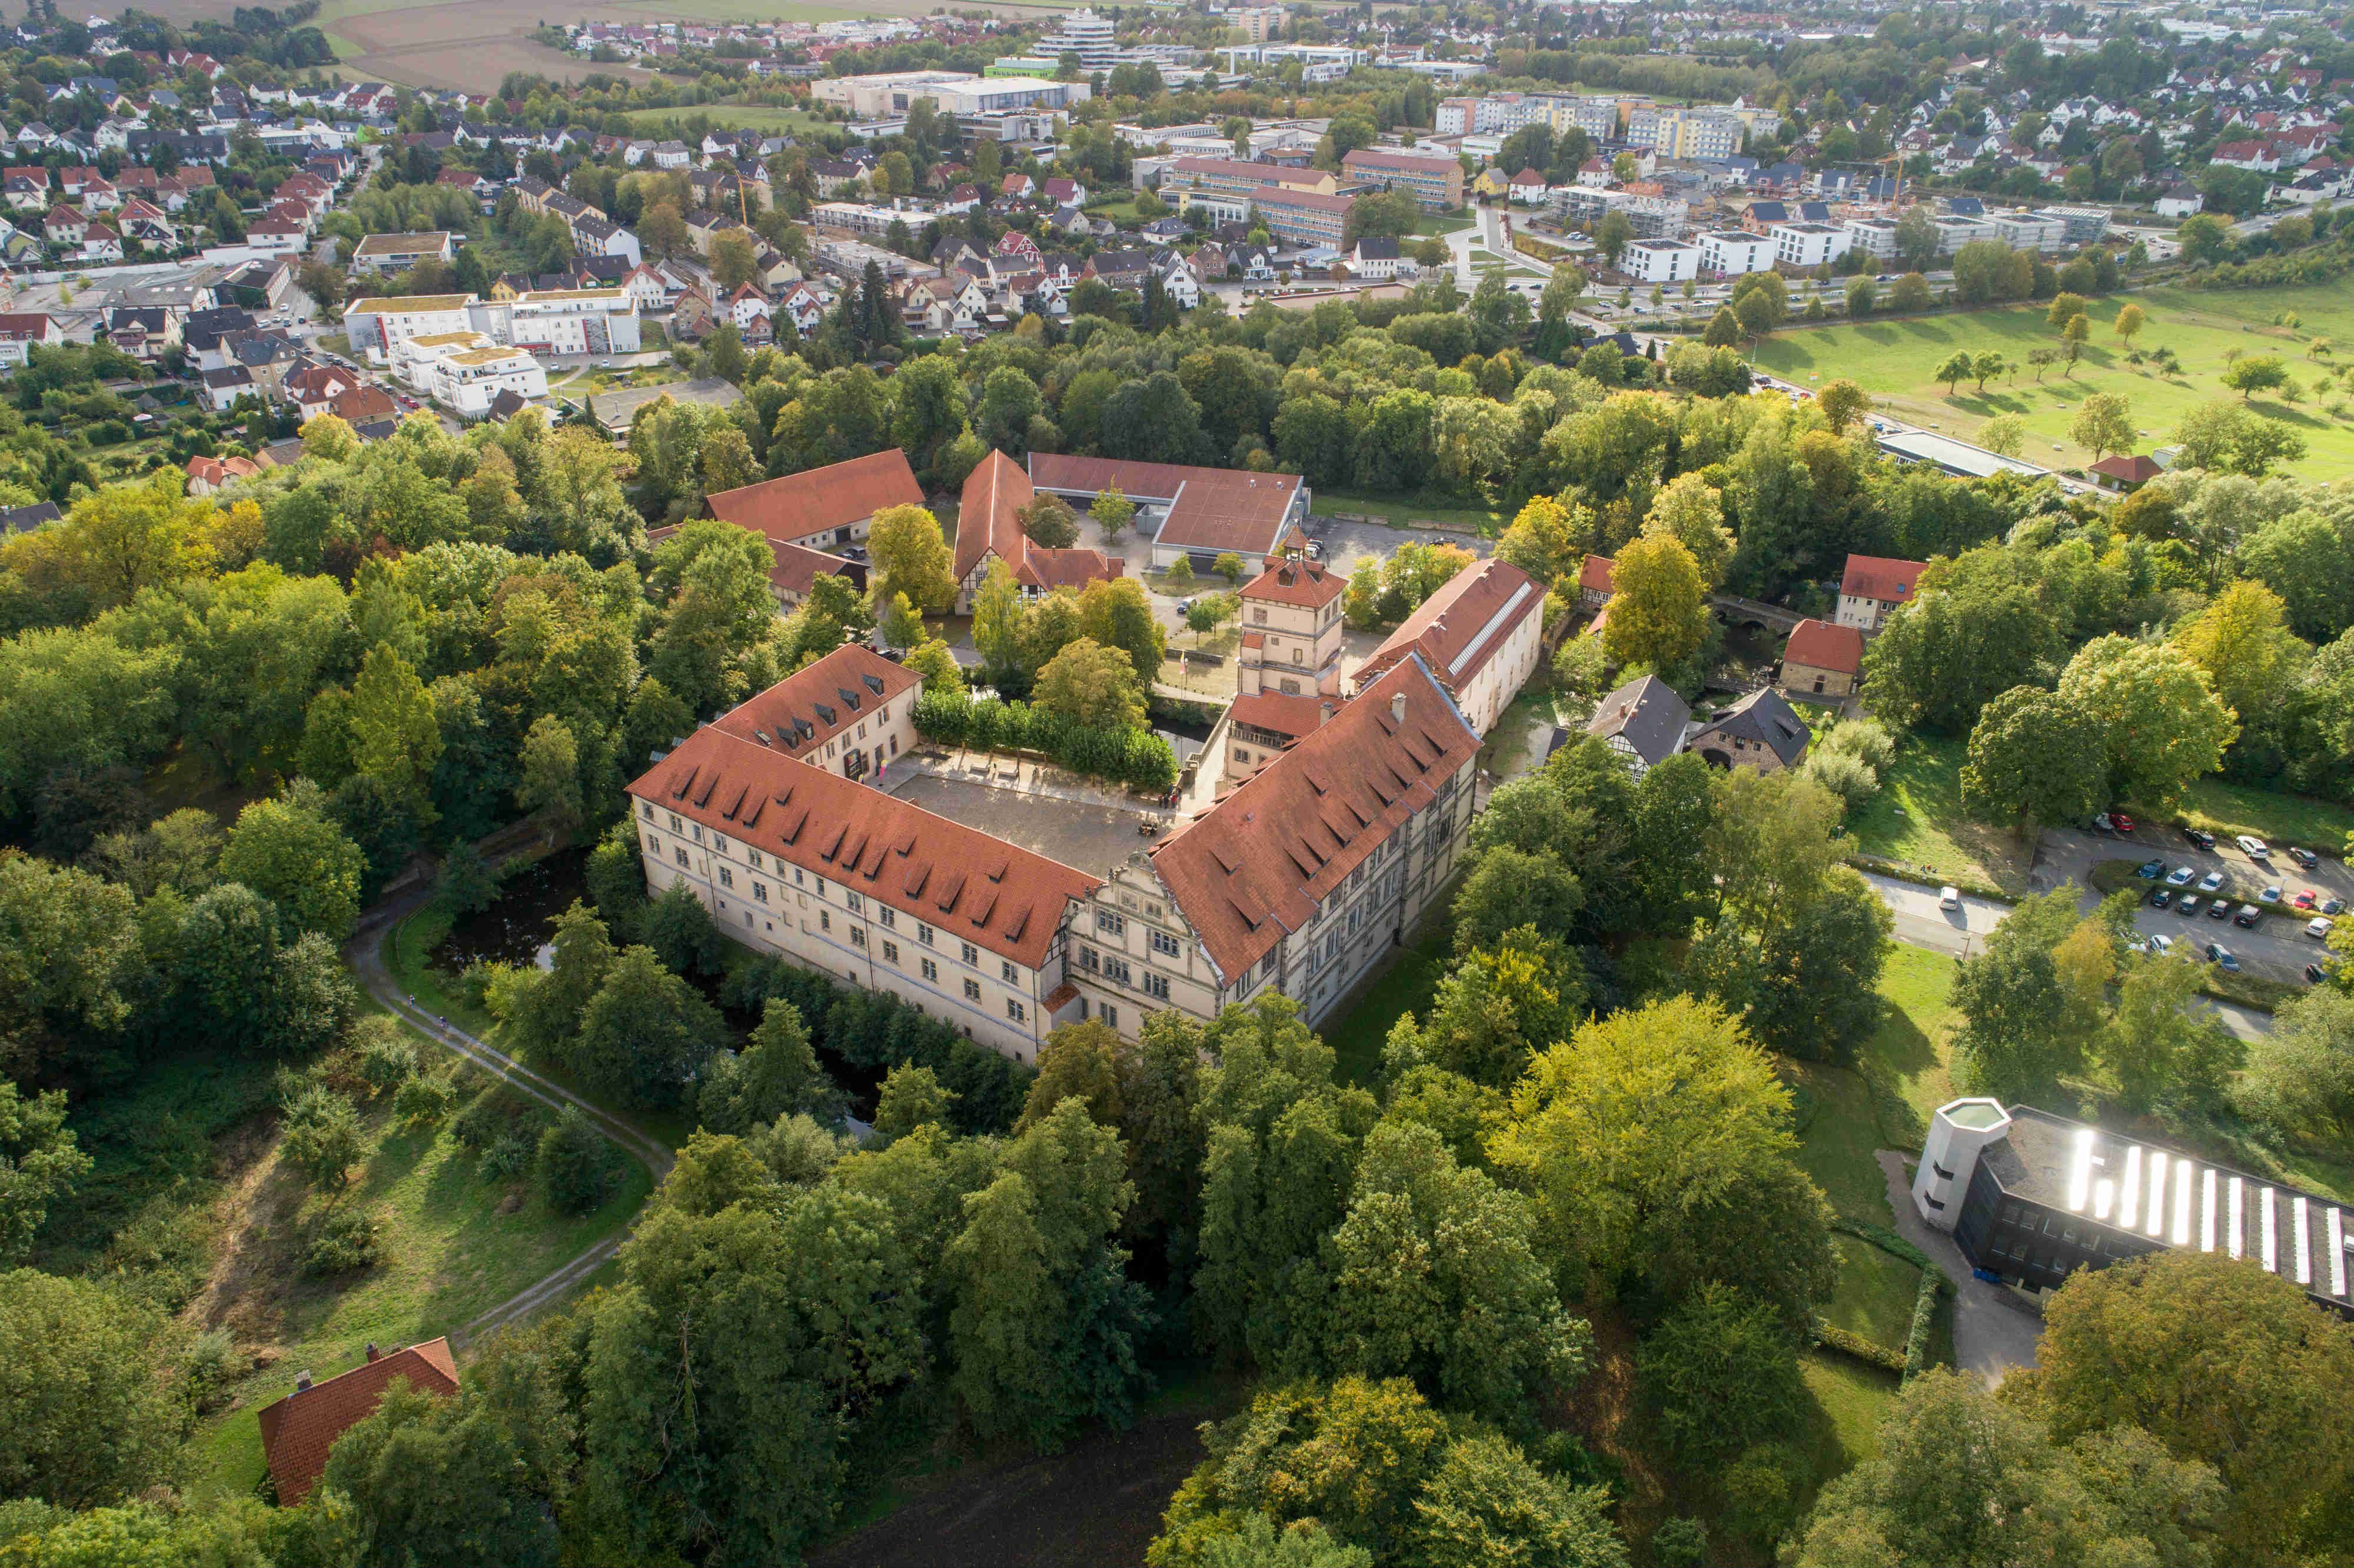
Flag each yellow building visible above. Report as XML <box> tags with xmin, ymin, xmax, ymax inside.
<box><xmin>1472</xmin><ymin>166</ymin><xmax>1511</xmax><ymax>200</ymax></box>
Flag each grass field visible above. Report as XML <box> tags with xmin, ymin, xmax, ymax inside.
<box><xmin>1312</xmin><ymin>489</ymin><xmax>1510</xmax><ymax>534</ymax></box>
<box><xmin>188</xmin><ymin>1076</ymin><xmax>653</xmax><ymax>1497</ymax></box>
<box><xmin>1846</xmin><ymin>733</ymin><xmax>2034</xmax><ymax>895</ymax></box>
<box><xmin>1755</xmin><ymin>282</ymin><xmax>2354</xmax><ymax>478</ymax></box>
<box><xmin>1823</xmin><ymin>1236</ymin><xmax>1924</xmax><ymax>1353</ymax></box>
<box><xmin>1324</xmin><ymin>903</ymin><xmax>1454</xmax><ymax>1087</ymax></box>
<box><xmin>1788</xmin><ymin>946</ymin><xmax>1959</xmax><ymax>1224</ymax></box>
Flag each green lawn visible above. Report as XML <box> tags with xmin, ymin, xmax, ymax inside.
<box><xmin>1845</xmin><ymin>732</ymin><xmax>2034</xmax><ymax>896</ymax></box>
<box><xmin>1415</xmin><ymin>209</ymin><xmax>1477</xmax><ymax>236</ymax></box>
<box><xmin>1754</xmin><ymin>281</ymin><xmax>2354</xmax><ymax>479</ymax></box>
<box><xmin>2170</xmin><ymin>775</ymin><xmax>2354</xmax><ymax>856</ymax></box>
<box><xmin>181</xmin><ymin>1067</ymin><xmax>651</xmax><ymax>1498</ymax></box>
<box><xmin>1788</xmin><ymin>946</ymin><xmax>1959</xmax><ymax>1224</ymax></box>
<box><xmin>1797</xmin><ymin>1350</ymin><xmax>1900</xmax><ymax>1494</ymax></box>
<box><xmin>1323</xmin><ymin>903</ymin><xmax>1455</xmax><ymax>1087</ymax></box>
<box><xmin>1823</xmin><ymin>1236</ymin><xmax>1924</xmax><ymax>1354</ymax></box>
<box><xmin>1311</xmin><ymin>490</ymin><xmax>1509</xmax><ymax>534</ymax></box>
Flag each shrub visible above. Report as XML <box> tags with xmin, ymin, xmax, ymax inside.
<box><xmin>302</xmin><ymin>1210</ymin><xmax>380</xmax><ymax>1276</ymax></box>
<box><xmin>452</xmin><ymin>1084</ymin><xmax>541</xmax><ymax>1151</ymax></box>
<box><xmin>1650</xmin><ymin>1517</ymin><xmax>1707</xmax><ymax>1567</ymax></box>
<box><xmin>182</xmin><ymin>1327</ymin><xmax>242</xmax><ymax>1413</ymax></box>
<box><xmin>1638</xmin><ymin>1283</ymin><xmax>1807</xmax><ymax>1467</ymax></box>
<box><xmin>483</xmin><ymin>1131</ymin><xmax>536</xmax><ymax>1181</ymax></box>
<box><xmin>352</xmin><ymin>1017</ymin><xmax>418</xmax><ymax>1096</ymax></box>
<box><xmin>537</xmin><ymin>1106</ymin><xmax>617</xmax><ymax>1214</ymax></box>
<box><xmin>912</xmin><ymin>687</ymin><xmax>1176</xmax><ymax>792</ymax></box>
<box><xmin>1723</xmin><ymin>1442</ymin><xmax>1810</xmax><ymax>1547</ymax></box>
<box><xmin>392</xmin><ymin>1070</ymin><xmax>457</xmax><ymax>1128</ymax></box>
<box><xmin>280</xmin><ymin>1085</ymin><xmax>363</xmax><ymax>1191</ymax></box>
<box><xmin>1799</xmin><ymin>747</ymin><xmax>1879</xmax><ymax>811</ymax></box>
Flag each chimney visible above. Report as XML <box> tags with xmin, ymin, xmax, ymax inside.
<box><xmin>295</xmin><ymin>1371</ymin><xmax>312</xmax><ymax>1394</ymax></box>
<box><xmin>1390</xmin><ymin>692</ymin><xmax>1407</xmax><ymax>724</ymax></box>
<box><xmin>1319</xmin><ymin>700</ymin><xmax>1335</xmax><ymax>724</ymax></box>
<box><xmin>365</xmin><ymin>1343</ymin><xmax>381</xmax><ymax>1363</ymax></box>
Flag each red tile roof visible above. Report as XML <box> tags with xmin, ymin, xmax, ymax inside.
<box><xmin>1578</xmin><ymin>552</ymin><xmax>1615</xmax><ymax>594</ymax></box>
<box><xmin>1781</xmin><ymin>617</ymin><xmax>1863</xmax><ymax>675</ymax></box>
<box><xmin>1839</xmin><ymin>553</ymin><xmax>1928</xmax><ymax>604</ymax></box>
<box><xmin>767</xmin><ymin>538</ymin><xmax>857</xmax><ymax>598</ymax></box>
<box><xmin>2090</xmin><ymin>454</ymin><xmax>2162</xmax><ymax>484</ymax></box>
<box><xmin>712</xmin><ymin>643</ymin><xmax>922</xmax><ymax>760</ymax></box>
<box><xmin>1020</xmin><ymin>545</ymin><xmax>1123</xmax><ymax>592</ymax></box>
<box><xmin>1230</xmin><ymin>689</ymin><xmax>1334</xmax><ymax>740</ymax></box>
<box><xmin>955</xmin><ymin>448</ymin><xmax>1030</xmax><ymax>585</ymax></box>
<box><xmin>1028</xmin><ymin>454</ymin><xmax>1301</xmax><ymax>558</ymax></box>
<box><xmin>1354</xmin><ymin>558</ymin><xmax>1541</xmax><ymax>694</ymax></box>
<box><xmin>704</xmin><ymin>450</ymin><xmax>922</xmax><ymax>543</ymax></box>
<box><xmin>629</xmin><ymin>724</ymin><xmax>1099</xmax><ymax>971</ymax></box>
<box><xmin>1152</xmin><ymin>657</ymin><xmax>1478</xmax><ymax>981</ymax></box>
<box><xmin>257</xmin><ymin>1340</ymin><xmax>458</xmax><ymax>1504</ymax></box>
<box><xmin>1241</xmin><ymin>557</ymin><xmax>1344</xmax><ymax>610</ymax></box>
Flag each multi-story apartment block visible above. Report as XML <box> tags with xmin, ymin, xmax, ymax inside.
<box><xmin>1622</xmin><ymin>237</ymin><xmax>1701</xmax><ymax>282</ymax></box>
<box><xmin>493</xmin><ymin>288</ymin><xmax>643</xmax><ymax>356</ymax></box>
<box><xmin>1035</xmin><ymin>8</ymin><xmax>1118</xmax><ymax>69</ymax></box>
<box><xmin>1843</xmin><ymin>216</ymin><xmax>1900</xmax><ymax>261</ymax></box>
<box><xmin>1990</xmin><ymin>210</ymin><xmax>2068</xmax><ymax>252</ymax></box>
<box><xmin>1698</xmin><ymin>228</ymin><xmax>1774</xmax><ymax>275</ymax></box>
<box><xmin>1348</xmin><ymin>558</ymin><xmax>1543</xmax><ymax>736</ymax></box>
<box><xmin>1627</xmin><ymin>106</ymin><xmax>1744</xmax><ymax>161</ymax></box>
<box><xmin>391</xmin><ymin>330</ymin><xmax>547</xmax><ymax>417</ymax></box>
<box><xmin>1931</xmin><ymin>215</ymin><xmax>1995</xmax><ymax>254</ymax></box>
<box><xmin>1232</xmin><ymin>5</ymin><xmax>1285</xmax><ymax>42</ymax></box>
<box><xmin>1341</xmin><ymin>147</ymin><xmax>1464</xmax><ymax>212</ymax></box>
<box><xmin>1771</xmin><ymin>221</ymin><xmax>1852</xmax><ymax>268</ymax></box>
<box><xmin>341</xmin><ymin>294</ymin><xmax>476</xmax><ymax>364</ymax></box>
<box><xmin>1247</xmin><ymin>185</ymin><xmax>1355</xmax><ymax>247</ymax></box>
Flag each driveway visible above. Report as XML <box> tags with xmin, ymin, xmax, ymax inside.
<box><xmin>1296</xmin><ymin>515</ymin><xmax>1491</xmax><ymax>581</ymax></box>
<box><xmin>1875</xmin><ymin>1151</ymin><xmax>2043</xmax><ymax>1386</ymax></box>
<box><xmin>2035</xmin><ymin>826</ymin><xmax>2348</xmax><ymax>983</ymax></box>
<box><xmin>1864</xmin><ymin>871</ymin><xmax>2005</xmax><ymax>959</ymax></box>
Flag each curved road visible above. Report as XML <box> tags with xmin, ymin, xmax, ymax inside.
<box><xmin>348</xmin><ymin>890</ymin><xmax>674</xmax><ymax>1349</ymax></box>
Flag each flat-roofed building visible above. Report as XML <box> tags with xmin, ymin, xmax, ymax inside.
<box><xmin>1028</xmin><ymin>452</ymin><xmax>1308</xmax><ymax>577</ymax></box>
<box><xmin>1915</xmin><ymin>1098</ymin><xmax>2354</xmax><ymax>1317</ymax></box>
<box><xmin>1341</xmin><ymin>147</ymin><xmax>1464</xmax><ymax>211</ymax></box>
<box><xmin>350</xmin><ymin>230</ymin><xmax>455</xmax><ymax>274</ymax></box>
<box><xmin>703</xmin><ymin>449</ymin><xmax>925</xmax><ymax>553</ymax></box>
<box><xmin>1622</xmin><ymin>238</ymin><xmax>1700</xmax><ymax>282</ymax></box>
<box><xmin>341</xmin><ymin>293</ymin><xmax>475</xmax><ymax>362</ymax></box>
<box><xmin>1698</xmin><ymin>228</ymin><xmax>1774</xmax><ymax>275</ymax></box>
<box><xmin>1348</xmin><ymin>558</ymin><xmax>1544</xmax><ymax>736</ymax></box>
<box><xmin>1771</xmin><ymin>220</ymin><xmax>1851</xmax><ymax>268</ymax></box>
<box><xmin>1843</xmin><ymin>216</ymin><xmax>1900</xmax><ymax>261</ymax></box>
<box><xmin>1247</xmin><ymin>185</ymin><xmax>1355</xmax><ymax>248</ymax></box>
<box><xmin>1163</xmin><ymin>155</ymin><xmax>1336</xmax><ymax>201</ymax></box>
<box><xmin>493</xmin><ymin>288</ymin><xmax>641</xmax><ymax>356</ymax></box>
<box><xmin>392</xmin><ymin>329</ymin><xmax>547</xmax><ymax>417</ymax></box>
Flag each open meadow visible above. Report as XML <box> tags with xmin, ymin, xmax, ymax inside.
<box><xmin>1755</xmin><ymin>282</ymin><xmax>2354</xmax><ymax>478</ymax></box>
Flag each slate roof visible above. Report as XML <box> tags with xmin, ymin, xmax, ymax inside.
<box><xmin>1585</xmin><ymin>674</ymin><xmax>1690</xmax><ymax>767</ymax></box>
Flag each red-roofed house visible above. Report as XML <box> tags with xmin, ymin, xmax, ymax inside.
<box><xmin>952</xmin><ymin>449</ymin><xmax>1122</xmax><ymax>612</ymax></box>
<box><xmin>0</xmin><ymin>311</ymin><xmax>58</xmax><ymax>367</ymax></box>
<box><xmin>1777</xmin><ymin>617</ymin><xmax>1864</xmax><ymax>700</ymax></box>
<box><xmin>184</xmin><ymin>453</ymin><xmax>261</xmax><ymax>494</ymax></box>
<box><xmin>1028</xmin><ymin>453</ymin><xmax>1308</xmax><ymax>578</ymax></box>
<box><xmin>1349</xmin><ymin>558</ymin><xmax>1544</xmax><ymax>734</ymax></box>
<box><xmin>1836</xmin><ymin>554</ymin><xmax>1930</xmax><ymax>635</ymax></box>
<box><xmin>2089</xmin><ymin>454</ymin><xmax>2163</xmax><ymax>492</ymax></box>
<box><xmin>1577</xmin><ymin>552</ymin><xmax>1615</xmax><ymax>609</ymax></box>
<box><xmin>257</xmin><ymin>1340</ymin><xmax>459</xmax><ymax>1505</ymax></box>
<box><xmin>703</xmin><ymin>449</ymin><xmax>923</xmax><ymax>552</ymax></box>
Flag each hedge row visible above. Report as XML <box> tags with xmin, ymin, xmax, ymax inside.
<box><xmin>1812</xmin><ymin>1319</ymin><xmax>1906</xmax><ymax>1375</ymax></box>
<box><xmin>1831</xmin><ymin>1216</ymin><xmax>1933</xmax><ymax>1273</ymax></box>
<box><xmin>722</xmin><ymin>953</ymin><xmax>1033</xmax><ymax>1134</ymax></box>
<box><xmin>915</xmin><ymin>688</ymin><xmax>1178</xmax><ymax>791</ymax></box>
<box><xmin>1902</xmin><ymin>1266</ymin><xmax>1952</xmax><ymax>1383</ymax></box>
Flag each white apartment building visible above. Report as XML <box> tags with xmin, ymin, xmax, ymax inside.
<box><xmin>1771</xmin><ymin>221</ymin><xmax>1852</xmax><ymax>268</ymax></box>
<box><xmin>1698</xmin><ymin>228</ymin><xmax>1774</xmax><ymax>275</ymax></box>
<box><xmin>1844</xmin><ymin>216</ymin><xmax>1901</xmax><ymax>261</ymax></box>
<box><xmin>1622</xmin><ymin>238</ymin><xmax>1701</xmax><ymax>282</ymax></box>
<box><xmin>1036</xmin><ymin>8</ymin><xmax>1116</xmax><ymax>68</ymax></box>
<box><xmin>1933</xmin><ymin>215</ymin><xmax>1996</xmax><ymax>254</ymax></box>
<box><xmin>342</xmin><ymin>293</ymin><xmax>474</xmax><ymax>364</ymax></box>
<box><xmin>494</xmin><ymin>289</ymin><xmax>643</xmax><ymax>357</ymax></box>
<box><xmin>1990</xmin><ymin>209</ymin><xmax>2069</xmax><ymax>252</ymax></box>
<box><xmin>393</xmin><ymin>330</ymin><xmax>548</xmax><ymax>418</ymax></box>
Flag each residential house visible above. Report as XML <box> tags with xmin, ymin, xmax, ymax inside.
<box><xmin>1577</xmin><ymin>553</ymin><xmax>1614</xmax><ymax>610</ymax></box>
<box><xmin>1348</xmin><ymin>558</ymin><xmax>1545</xmax><ymax>735</ymax></box>
<box><xmin>184</xmin><ymin>452</ymin><xmax>261</xmax><ymax>494</ymax></box>
<box><xmin>1585</xmin><ymin>674</ymin><xmax>1689</xmax><ymax>776</ymax></box>
<box><xmin>0</xmin><ymin>311</ymin><xmax>60</xmax><ymax>367</ymax></box>
<box><xmin>351</xmin><ymin>231</ymin><xmax>456</xmax><ymax>274</ymax></box>
<box><xmin>258</xmin><ymin>1341</ymin><xmax>459</xmax><ymax>1506</ymax></box>
<box><xmin>1836</xmin><ymin>554</ymin><xmax>1929</xmax><ymax>634</ymax></box>
<box><xmin>1685</xmin><ymin>687</ymin><xmax>1810</xmax><ymax>773</ymax></box>
<box><xmin>1777</xmin><ymin>618</ymin><xmax>1864</xmax><ymax>701</ymax></box>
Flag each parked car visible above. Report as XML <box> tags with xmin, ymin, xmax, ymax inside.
<box><xmin>2092</xmin><ymin>813</ymin><xmax>2116</xmax><ymax>834</ymax></box>
<box><xmin>2182</xmin><ymin>827</ymin><xmax>2217</xmax><ymax>850</ymax></box>
<box><xmin>2260</xmin><ymin>885</ymin><xmax>2284</xmax><ymax>903</ymax></box>
<box><xmin>2137</xmin><ymin>859</ymin><xmax>2165</xmax><ymax>878</ymax></box>
<box><xmin>2328</xmin><ymin>898</ymin><xmax>2348</xmax><ymax>916</ymax></box>
<box><xmin>2166</xmin><ymin>865</ymin><xmax>2196</xmax><ymax>886</ymax></box>
<box><xmin>2209</xmin><ymin>899</ymin><xmax>2232</xmax><ymax>920</ymax></box>
<box><xmin>2295</xmin><ymin>890</ymin><xmax>2319</xmax><ymax>910</ymax></box>
<box><xmin>2150</xmin><ymin>888</ymin><xmax>2174</xmax><ymax>909</ymax></box>
<box><xmin>2309</xmin><ymin>917</ymin><xmax>2336</xmax><ymax>940</ymax></box>
<box><xmin>2176</xmin><ymin>896</ymin><xmax>2203</xmax><ymax>917</ymax></box>
<box><xmin>2110</xmin><ymin>811</ymin><xmax>2137</xmax><ymax>834</ymax></box>
<box><xmin>2289</xmin><ymin>846</ymin><xmax>2319</xmax><ymax>869</ymax></box>
<box><xmin>2235</xmin><ymin>904</ymin><xmax>2261</xmax><ymax>928</ymax></box>
<box><xmin>2237</xmin><ymin>835</ymin><xmax>2271</xmax><ymax>858</ymax></box>
<box><xmin>2309</xmin><ymin>963</ymin><xmax>2330</xmax><ymax>985</ymax></box>
<box><xmin>2207</xmin><ymin>943</ymin><xmax>2241</xmax><ymax>973</ymax></box>
<box><xmin>1939</xmin><ymin>885</ymin><xmax>1962</xmax><ymax>910</ymax></box>
<box><xmin>2198</xmin><ymin>870</ymin><xmax>2226</xmax><ymax>893</ymax></box>
<box><xmin>2148</xmin><ymin>933</ymin><xmax>2175</xmax><ymax>956</ymax></box>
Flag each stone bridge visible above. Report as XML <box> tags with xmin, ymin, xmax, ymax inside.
<box><xmin>1708</xmin><ymin>594</ymin><xmax>1805</xmax><ymax>634</ymax></box>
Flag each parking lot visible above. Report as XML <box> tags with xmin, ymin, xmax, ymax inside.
<box><xmin>2036</xmin><ymin>824</ymin><xmax>2349</xmax><ymax>983</ymax></box>
<box><xmin>1296</xmin><ymin>515</ymin><xmax>1492</xmax><ymax>581</ymax></box>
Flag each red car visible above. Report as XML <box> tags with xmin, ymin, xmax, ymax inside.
<box><xmin>2296</xmin><ymin>890</ymin><xmax>2319</xmax><ymax>910</ymax></box>
<box><xmin>2109</xmin><ymin>811</ymin><xmax>2136</xmax><ymax>834</ymax></box>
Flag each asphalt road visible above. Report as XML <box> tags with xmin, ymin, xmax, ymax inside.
<box><xmin>2034</xmin><ymin>825</ymin><xmax>2348</xmax><ymax>985</ymax></box>
<box><xmin>1864</xmin><ymin>871</ymin><xmax>2006</xmax><ymax>958</ymax></box>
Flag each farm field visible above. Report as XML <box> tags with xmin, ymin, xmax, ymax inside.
<box><xmin>622</xmin><ymin>103</ymin><xmax>830</xmax><ymax>134</ymax></box>
<box><xmin>1754</xmin><ymin>282</ymin><xmax>2354</xmax><ymax>479</ymax></box>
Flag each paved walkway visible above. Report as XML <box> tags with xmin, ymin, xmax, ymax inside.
<box><xmin>348</xmin><ymin>882</ymin><xmax>674</xmax><ymax>1349</ymax></box>
<box><xmin>1874</xmin><ymin>1150</ymin><xmax>2043</xmax><ymax>1387</ymax></box>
